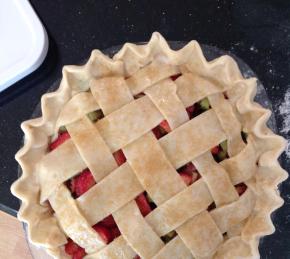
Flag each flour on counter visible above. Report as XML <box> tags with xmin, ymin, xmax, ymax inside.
<box><xmin>277</xmin><ymin>88</ymin><xmax>290</xmax><ymax>158</ymax></box>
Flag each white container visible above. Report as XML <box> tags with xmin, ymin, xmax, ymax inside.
<box><xmin>0</xmin><ymin>0</ymin><xmax>48</xmax><ymax>91</ymax></box>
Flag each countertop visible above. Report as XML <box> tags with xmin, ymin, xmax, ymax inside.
<box><xmin>0</xmin><ymin>210</ymin><xmax>51</xmax><ymax>258</ymax></box>
<box><xmin>0</xmin><ymin>0</ymin><xmax>289</xmax><ymax>258</ymax></box>
<box><xmin>0</xmin><ymin>210</ymin><xmax>31</xmax><ymax>258</ymax></box>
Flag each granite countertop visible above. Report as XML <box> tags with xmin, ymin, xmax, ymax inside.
<box><xmin>0</xmin><ymin>1</ymin><xmax>289</xmax><ymax>258</ymax></box>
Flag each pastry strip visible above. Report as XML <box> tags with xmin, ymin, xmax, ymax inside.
<box><xmin>77</xmin><ymin>163</ymin><xmax>144</xmax><ymax>225</ymax></box>
<box><xmin>210</xmin><ymin>189</ymin><xmax>256</xmax><ymax>233</ymax></box>
<box><xmin>214</xmin><ymin>237</ymin><xmax>252</xmax><ymax>259</ymax></box>
<box><xmin>220</xmin><ymin>138</ymin><xmax>257</xmax><ymax>185</ymax></box>
<box><xmin>208</xmin><ymin>93</ymin><xmax>245</xmax><ymax>156</ymax></box>
<box><xmin>193</xmin><ymin>152</ymin><xmax>239</xmax><ymax>207</ymax></box>
<box><xmin>177</xmin><ymin>211</ymin><xmax>223</xmax><ymax>258</ymax></box>
<box><xmin>123</xmin><ymin>132</ymin><xmax>186</xmax><ymax>205</ymax></box>
<box><xmin>66</xmin><ymin>117</ymin><xmax>118</xmax><ymax>182</ymax></box>
<box><xmin>96</xmin><ymin>96</ymin><xmax>163</xmax><ymax>152</ymax></box>
<box><xmin>49</xmin><ymin>184</ymin><xmax>105</xmax><ymax>254</ymax></box>
<box><xmin>145</xmin><ymin>179</ymin><xmax>213</xmax><ymax>236</ymax></box>
<box><xmin>145</xmin><ymin>79</ymin><xmax>188</xmax><ymax>129</ymax></box>
<box><xmin>90</xmin><ymin>77</ymin><xmax>134</xmax><ymax>115</ymax></box>
<box><xmin>159</xmin><ymin>109</ymin><xmax>227</xmax><ymax>169</ymax></box>
<box><xmin>39</xmin><ymin>140</ymin><xmax>87</xmax><ymax>202</ymax></box>
<box><xmin>152</xmin><ymin>237</ymin><xmax>192</xmax><ymax>259</ymax></box>
<box><xmin>126</xmin><ymin>60</ymin><xmax>179</xmax><ymax>95</ymax></box>
<box><xmin>175</xmin><ymin>73</ymin><xmax>228</xmax><ymax>107</ymax></box>
<box><xmin>113</xmin><ymin>201</ymin><xmax>164</xmax><ymax>259</ymax></box>
<box><xmin>56</xmin><ymin>92</ymin><xmax>100</xmax><ymax>129</ymax></box>
<box><xmin>84</xmin><ymin>236</ymin><xmax>136</xmax><ymax>259</ymax></box>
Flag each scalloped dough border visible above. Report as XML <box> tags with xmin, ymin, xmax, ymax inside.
<box><xmin>11</xmin><ymin>32</ymin><xmax>288</xmax><ymax>259</ymax></box>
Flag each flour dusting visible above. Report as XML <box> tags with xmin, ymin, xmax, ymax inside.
<box><xmin>278</xmin><ymin>88</ymin><xmax>290</xmax><ymax>158</ymax></box>
<box><xmin>284</xmin><ymin>141</ymin><xmax>290</xmax><ymax>160</ymax></box>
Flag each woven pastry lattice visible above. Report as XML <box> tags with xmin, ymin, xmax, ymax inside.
<box><xmin>12</xmin><ymin>33</ymin><xmax>287</xmax><ymax>259</ymax></box>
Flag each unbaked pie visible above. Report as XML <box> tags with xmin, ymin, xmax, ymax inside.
<box><xmin>11</xmin><ymin>32</ymin><xmax>288</xmax><ymax>259</ymax></box>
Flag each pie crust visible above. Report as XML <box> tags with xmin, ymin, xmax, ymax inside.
<box><xmin>11</xmin><ymin>32</ymin><xmax>288</xmax><ymax>259</ymax></box>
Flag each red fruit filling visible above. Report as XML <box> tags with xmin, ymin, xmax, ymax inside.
<box><xmin>180</xmin><ymin>172</ymin><xmax>193</xmax><ymax>186</ymax></box>
<box><xmin>93</xmin><ymin>224</ymin><xmax>113</xmax><ymax>244</ymax></box>
<box><xmin>211</xmin><ymin>143</ymin><xmax>228</xmax><ymax>162</ymax></box>
<box><xmin>159</xmin><ymin>120</ymin><xmax>171</xmax><ymax>133</ymax></box>
<box><xmin>111</xmin><ymin>227</ymin><xmax>121</xmax><ymax>239</ymax></box>
<box><xmin>152</xmin><ymin>126</ymin><xmax>163</xmax><ymax>139</ymax></box>
<box><xmin>177</xmin><ymin>162</ymin><xmax>196</xmax><ymax>174</ymax></box>
<box><xmin>100</xmin><ymin>215</ymin><xmax>117</xmax><ymax>228</ymax></box>
<box><xmin>84</xmin><ymin>214</ymin><xmax>121</xmax><ymax>255</ymax></box>
<box><xmin>65</xmin><ymin>239</ymin><xmax>80</xmax><ymax>255</ymax></box>
<box><xmin>64</xmin><ymin>216</ymin><xmax>121</xmax><ymax>257</ymax></box>
<box><xmin>152</xmin><ymin>120</ymin><xmax>171</xmax><ymax>139</ymax></box>
<box><xmin>135</xmin><ymin>193</ymin><xmax>152</xmax><ymax>217</ymax></box>
<box><xmin>113</xmin><ymin>150</ymin><xmax>127</xmax><ymax>166</ymax></box>
<box><xmin>186</xmin><ymin>100</ymin><xmax>209</xmax><ymax>120</ymax></box>
<box><xmin>235</xmin><ymin>183</ymin><xmax>247</xmax><ymax>196</ymax></box>
<box><xmin>69</xmin><ymin>169</ymin><xmax>96</xmax><ymax>198</ymax></box>
<box><xmin>177</xmin><ymin>162</ymin><xmax>199</xmax><ymax>186</ymax></box>
<box><xmin>170</xmin><ymin>74</ymin><xmax>181</xmax><ymax>81</ymax></box>
<box><xmin>65</xmin><ymin>239</ymin><xmax>86</xmax><ymax>258</ymax></box>
<box><xmin>49</xmin><ymin>132</ymin><xmax>70</xmax><ymax>151</ymax></box>
<box><xmin>186</xmin><ymin>105</ymin><xmax>196</xmax><ymax>119</ymax></box>
<box><xmin>73</xmin><ymin>249</ymin><xmax>86</xmax><ymax>259</ymax></box>
<box><xmin>192</xmin><ymin>172</ymin><xmax>199</xmax><ymax>182</ymax></box>
<box><xmin>211</xmin><ymin>146</ymin><xmax>220</xmax><ymax>155</ymax></box>
<box><xmin>180</xmin><ymin>171</ymin><xmax>199</xmax><ymax>186</ymax></box>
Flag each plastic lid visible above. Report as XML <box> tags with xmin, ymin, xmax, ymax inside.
<box><xmin>0</xmin><ymin>0</ymin><xmax>48</xmax><ymax>91</ymax></box>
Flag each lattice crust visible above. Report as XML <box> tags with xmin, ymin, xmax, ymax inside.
<box><xmin>193</xmin><ymin>152</ymin><xmax>239</xmax><ymax>207</ymax></box>
<box><xmin>11</xmin><ymin>32</ymin><xmax>288</xmax><ymax>259</ymax></box>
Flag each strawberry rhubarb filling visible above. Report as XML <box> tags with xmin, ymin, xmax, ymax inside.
<box><xmin>48</xmin><ymin>95</ymin><xmax>248</xmax><ymax>259</ymax></box>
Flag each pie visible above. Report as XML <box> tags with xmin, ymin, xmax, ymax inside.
<box><xmin>11</xmin><ymin>32</ymin><xmax>287</xmax><ymax>259</ymax></box>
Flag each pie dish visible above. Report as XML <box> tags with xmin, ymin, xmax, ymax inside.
<box><xmin>11</xmin><ymin>32</ymin><xmax>288</xmax><ymax>259</ymax></box>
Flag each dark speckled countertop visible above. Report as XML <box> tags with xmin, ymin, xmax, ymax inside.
<box><xmin>0</xmin><ymin>0</ymin><xmax>289</xmax><ymax>258</ymax></box>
